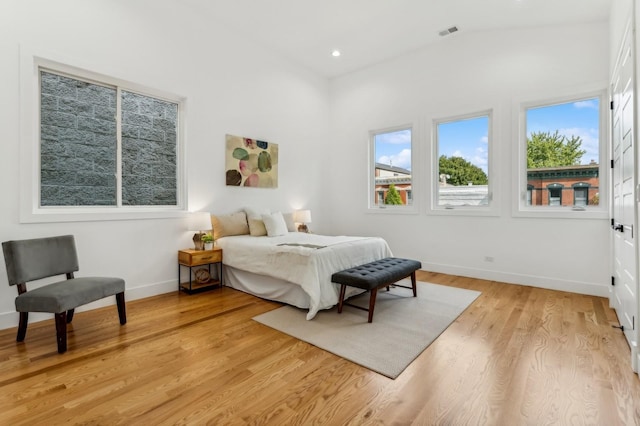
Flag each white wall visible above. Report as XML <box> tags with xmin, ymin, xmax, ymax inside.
<box><xmin>0</xmin><ymin>0</ymin><xmax>329</xmax><ymax>329</ymax></box>
<box><xmin>325</xmin><ymin>23</ymin><xmax>612</xmax><ymax>296</ymax></box>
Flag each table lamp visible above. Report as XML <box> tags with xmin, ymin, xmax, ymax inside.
<box><xmin>294</xmin><ymin>209</ymin><xmax>312</xmax><ymax>233</ymax></box>
<box><xmin>190</xmin><ymin>211</ymin><xmax>212</xmax><ymax>250</ymax></box>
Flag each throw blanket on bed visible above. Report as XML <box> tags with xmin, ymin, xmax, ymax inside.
<box><xmin>216</xmin><ymin>233</ymin><xmax>392</xmax><ymax>319</ymax></box>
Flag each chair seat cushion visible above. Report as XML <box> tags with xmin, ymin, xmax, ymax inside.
<box><xmin>15</xmin><ymin>277</ymin><xmax>125</xmax><ymax>313</ymax></box>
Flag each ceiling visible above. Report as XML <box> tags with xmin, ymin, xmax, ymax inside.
<box><xmin>182</xmin><ymin>0</ymin><xmax>612</xmax><ymax>78</ymax></box>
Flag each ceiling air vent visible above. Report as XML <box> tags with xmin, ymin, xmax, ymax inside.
<box><xmin>438</xmin><ymin>26</ymin><xmax>459</xmax><ymax>37</ymax></box>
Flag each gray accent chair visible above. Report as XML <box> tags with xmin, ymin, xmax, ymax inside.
<box><xmin>2</xmin><ymin>235</ymin><xmax>126</xmax><ymax>353</ymax></box>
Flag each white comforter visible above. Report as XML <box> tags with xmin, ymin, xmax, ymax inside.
<box><xmin>216</xmin><ymin>233</ymin><xmax>392</xmax><ymax>319</ymax></box>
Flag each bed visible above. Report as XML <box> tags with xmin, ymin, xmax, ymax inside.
<box><xmin>216</xmin><ymin>232</ymin><xmax>392</xmax><ymax>319</ymax></box>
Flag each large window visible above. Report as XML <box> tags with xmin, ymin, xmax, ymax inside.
<box><xmin>40</xmin><ymin>70</ymin><xmax>179</xmax><ymax>207</ymax></box>
<box><xmin>435</xmin><ymin>111</ymin><xmax>492</xmax><ymax>210</ymax></box>
<box><xmin>20</xmin><ymin>52</ymin><xmax>186</xmax><ymax>222</ymax></box>
<box><xmin>519</xmin><ymin>93</ymin><xmax>605</xmax><ymax>216</ymax></box>
<box><xmin>369</xmin><ymin>126</ymin><xmax>413</xmax><ymax>209</ymax></box>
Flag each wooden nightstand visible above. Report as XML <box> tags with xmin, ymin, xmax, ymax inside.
<box><xmin>178</xmin><ymin>248</ymin><xmax>223</xmax><ymax>294</ymax></box>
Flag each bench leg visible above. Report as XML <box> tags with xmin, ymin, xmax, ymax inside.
<box><xmin>411</xmin><ymin>271</ymin><xmax>417</xmax><ymax>297</ymax></box>
<box><xmin>368</xmin><ymin>287</ymin><xmax>378</xmax><ymax>323</ymax></box>
<box><xmin>116</xmin><ymin>292</ymin><xmax>127</xmax><ymax>325</ymax></box>
<box><xmin>338</xmin><ymin>284</ymin><xmax>346</xmax><ymax>314</ymax></box>
<box><xmin>55</xmin><ymin>312</ymin><xmax>67</xmax><ymax>354</ymax></box>
<box><xmin>66</xmin><ymin>308</ymin><xmax>75</xmax><ymax>323</ymax></box>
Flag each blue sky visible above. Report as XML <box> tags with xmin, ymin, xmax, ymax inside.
<box><xmin>375</xmin><ymin>97</ymin><xmax>600</xmax><ymax>173</ymax></box>
<box><xmin>375</xmin><ymin>129</ymin><xmax>412</xmax><ymax>170</ymax></box>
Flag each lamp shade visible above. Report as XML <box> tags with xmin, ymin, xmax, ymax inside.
<box><xmin>294</xmin><ymin>209</ymin><xmax>312</xmax><ymax>224</ymax></box>
<box><xmin>189</xmin><ymin>211</ymin><xmax>212</xmax><ymax>232</ymax></box>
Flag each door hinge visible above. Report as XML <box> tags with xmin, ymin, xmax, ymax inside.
<box><xmin>611</xmin><ymin>100</ymin><xmax>614</xmax><ymax>110</ymax></box>
<box><xmin>611</xmin><ymin>218</ymin><xmax>615</xmax><ymax>227</ymax></box>
<box><xmin>611</xmin><ymin>276</ymin><xmax>615</xmax><ymax>286</ymax></box>
<box><xmin>611</xmin><ymin>159</ymin><xmax>614</xmax><ymax>168</ymax></box>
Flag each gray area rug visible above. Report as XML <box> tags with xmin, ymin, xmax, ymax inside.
<box><xmin>253</xmin><ymin>281</ymin><xmax>481</xmax><ymax>379</ymax></box>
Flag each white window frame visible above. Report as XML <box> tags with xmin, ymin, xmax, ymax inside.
<box><xmin>430</xmin><ymin>109</ymin><xmax>498</xmax><ymax>217</ymax></box>
<box><xmin>20</xmin><ymin>47</ymin><xmax>188</xmax><ymax>223</ymax></box>
<box><xmin>512</xmin><ymin>87</ymin><xmax>608</xmax><ymax>219</ymax></box>
<box><xmin>367</xmin><ymin>124</ymin><xmax>418</xmax><ymax>214</ymax></box>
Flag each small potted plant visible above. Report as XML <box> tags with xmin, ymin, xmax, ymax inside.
<box><xmin>202</xmin><ymin>233</ymin><xmax>214</xmax><ymax>250</ymax></box>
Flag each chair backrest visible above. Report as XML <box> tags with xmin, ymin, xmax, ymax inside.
<box><xmin>2</xmin><ymin>235</ymin><xmax>79</xmax><ymax>286</ymax></box>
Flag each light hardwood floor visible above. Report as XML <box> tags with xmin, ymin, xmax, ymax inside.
<box><xmin>1</xmin><ymin>271</ymin><xmax>639</xmax><ymax>425</ymax></box>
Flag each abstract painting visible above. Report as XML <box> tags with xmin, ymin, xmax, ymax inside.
<box><xmin>225</xmin><ymin>134</ymin><xmax>278</xmax><ymax>188</ymax></box>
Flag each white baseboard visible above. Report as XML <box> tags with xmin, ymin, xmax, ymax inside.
<box><xmin>0</xmin><ymin>279</ymin><xmax>177</xmax><ymax>331</ymax></box>
<box><xmin>424</xmin><ymin>262</ymin><xmax>610</xmax><ymax>298</ymax></box>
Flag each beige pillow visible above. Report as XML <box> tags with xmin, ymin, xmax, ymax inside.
<box><xmin>245</xmin><ymin>207</ymin><xmax>269</xmax><ymax>236</ymax></box>
<box><xmin>211</xmin><ymin>211</ymin><xmax>249</xmax><ymax>240</ymax></box>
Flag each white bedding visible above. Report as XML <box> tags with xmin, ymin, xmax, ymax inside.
<box><xmin>216</xmin><ymin>233</ymin><xmax>392</xmax><ymax>319</ymax></box>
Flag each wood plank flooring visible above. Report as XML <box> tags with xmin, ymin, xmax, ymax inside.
<box><xmin>0</xmin><ymin>271</ymin><xmax>639</xmax><ymax>425</ymax></box>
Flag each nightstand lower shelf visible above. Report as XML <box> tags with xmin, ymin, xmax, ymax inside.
<box><xmin>179</xmin><ymin>278</ymin><xmax>221</xmax><ymax>294</ymax></box>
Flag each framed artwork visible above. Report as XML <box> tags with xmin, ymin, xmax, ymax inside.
<box><xmin>225</xmin><ymin>134</ymin><xmax>278</xmax><ymax>188</ymax></box>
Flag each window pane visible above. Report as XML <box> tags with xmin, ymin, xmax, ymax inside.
<box><xmin>436</xmin><ymin>115</ymin><xmax>489</xmax><ymax>207</ymax></box>
<box><xmin>373</xmin><ymin>128</ymin><xmax>412</xmax><ymax>207</ymax></box>
<box><xmin>121</xmin><ymin>91</ymin><xmax>178</xmax><ymax>206</ymax></box>
<box><xmin>574</xmin><ymin>187</ymin><xmax>588</xmax><ymax>206</ymax></box>
<box><xmin>526</xmin><ymin>98</ymin><xmax>600</xmax><ymax>207</ymax></box>
<box><xmin>548</xmin><ymin>186</ymin><xmax>562</xmax><ymax>205</ymax></box>
<box><xmin>40</xmin><ymin>71</ymin><xmax>117</xmax><ymax>206</ymax></box>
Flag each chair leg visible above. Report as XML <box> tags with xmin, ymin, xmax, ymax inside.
<box><xmin>116</xmin><ymin>292</ymin><xmax>127</xmax><ymax>325</ymax></box>
<box><xmin>55</xmin><ymin>312</ymin><xmax>67</xmax><ymax>354</ymax></box>
<box><xmin>368</xmin><ymin>287</ymin><xmax>378</xmax><ymax>323</ymax></box>
<box><xmin>16</xmin><ymin>312</ymin><xmax>28</xmax><ymax>342</ymax></box>
<box><xmin>66</xmin><ymin>309</ymin><xmax>75</xmax><ymax>323</ymax></box>
<box><xmin>337</xmin><ymin>285</ymin><xmax>346</xmax><ymax>314</ymax></box>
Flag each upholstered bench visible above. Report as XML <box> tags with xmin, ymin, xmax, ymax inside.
<box><xmin>331</xmin><ymin>257</ymin><xmax>422</xmax><ymax>323</ymax></box>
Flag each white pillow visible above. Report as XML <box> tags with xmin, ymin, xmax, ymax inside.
<box><xmin>245</xmin><ymin>207</ymin><xmax>270</xmax><ymax>236</ymax></box>
<box><xmin>282</xmin><ymin>212</ymin><xmax>297</xmax><ymax>232</ymax></box>
<box><xmin>262</xmin><ymin>211</ymin><xmax>288</xmax><ymax>237</ymax></box>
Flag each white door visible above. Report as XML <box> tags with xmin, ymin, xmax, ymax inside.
<box><xmin>611</xmin><ymin>19</ymin><xmax>638</xmax><ymax>369</ymax></box>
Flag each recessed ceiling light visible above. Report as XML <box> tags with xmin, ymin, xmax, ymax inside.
<box><xmin>331</xmin><ymin>50</ymin><xmax>341</xmax><ymax>57</ymax></box>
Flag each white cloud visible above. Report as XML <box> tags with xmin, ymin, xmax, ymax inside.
<box><xmin>378</xmin><ymin>129</ymin><xmax>411</xmax><ymax>145</ymax></box>
<box><xmin>573</xmin><ymin>100</ymin><xmax>598</xmax><ymax>110</ymax></box>
<box><xmin>471</xmin><ymin>146</ymin><xmax>488</xmax><ymax>173</ymax></box>
<box><xmin>558</xmin><ymin>127</ymin><xmax>599</xmax><ymax>165</ymax></box>
<box><xmin>480</xmin><ymin>135</ymin><xmax>488</xmax><ymax>144</ymax></box>
<box><xmin>378</xmin><ymin>148</ymin><xmax>412</xmax><ymax>169</ymax></box>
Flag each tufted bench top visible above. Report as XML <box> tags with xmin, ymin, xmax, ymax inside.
<box><xmin>331</xmin><ymin>257</ymin><xmax>422</xmax><ymax>290</ymax></box>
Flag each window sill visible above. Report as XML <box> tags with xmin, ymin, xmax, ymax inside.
<box><xmin>20</xmin><ymin>207</ymin><xmax>189</xmax><ymax>224</ymax></box>
<box><xmin>429</xmin><ymin>206</ymin><xmax>500</xmax><ymax>217</ymax></box>
<box><xmin>366</xmin><ymin>206</ymin><xmax>419</xmax><ymax>215</ymax></box>
<box><xmin>512</xmin><ymin>207</ymin><xmax>609</xmax><ymax>220</ymax></box>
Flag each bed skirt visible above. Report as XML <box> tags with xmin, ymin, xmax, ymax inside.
<box><xmin>223</xmin><ymin>265</ymin><xmax>364</xmax><ymax>312</ymax></box>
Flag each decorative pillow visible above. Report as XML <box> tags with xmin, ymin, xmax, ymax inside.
<box><xmin>262</xmin><ymin>212</ymin><xmax>288</xmax><ymax>237</ymax></box>
<box><xmin>210</xmin><ymin>211</ymin><xmax>249</xmax><ymax>240</ymax></box>
<box><xmin>245</xmin><ymin>207</ymin><xmax>270</xmax><ymax>236</ymax></box>
<box><xmin>282</xmin><ymin>212</ymin><xmax>297</xmax><ymax>232</ymax></box>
